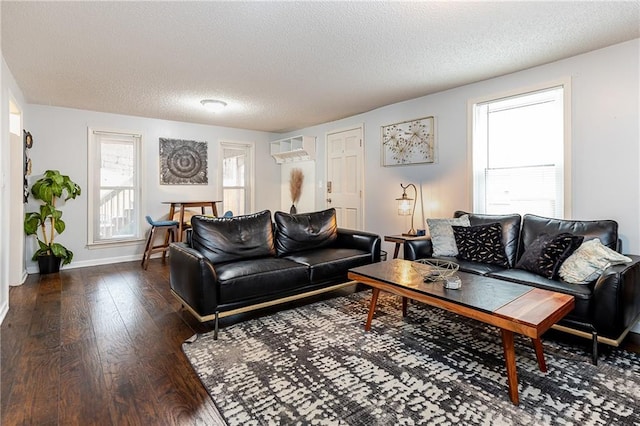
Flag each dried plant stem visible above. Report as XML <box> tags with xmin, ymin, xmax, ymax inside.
<box><xmin>290</xmin><ymin>168</ymin><xmax>304</xmax><ymax>204</ymax></box>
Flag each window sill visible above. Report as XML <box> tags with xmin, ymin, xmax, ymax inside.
<box><xmin>86</xmin><ymin>238</ymin><xmax>146</xmax><ymax>250</ymax></box>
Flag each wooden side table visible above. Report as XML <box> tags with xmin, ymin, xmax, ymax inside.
<box><xmin>384</xmin><ymin>235</ymin><xmax>430</xmax><ymax>259</ymax></box>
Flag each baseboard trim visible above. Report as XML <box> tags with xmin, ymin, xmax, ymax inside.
<box><xmin>172</xmin><ymin>281</ymin><xmax>358</xmax><ymax>323</ymax></box>
<box><xmin>0</xmin><ymin>300</ymin><xmax>8</xmax><ymax>325</ymax></box>
<box><xmin>26</xmin><ymin>254</ymin><xmax>144</xmax><ymax>274</ymax></box>
<box><xmin>9</xmin><ymin>270</ymin><xmax>28</xmax><ymax>287</ymax></box>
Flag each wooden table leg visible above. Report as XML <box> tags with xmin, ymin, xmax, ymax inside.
<box><xmin>177</xmin><ymin>206</ymin><xmax>186</xmax><ymax>242</ymax></box>
<box><xmin>164</xmin><ymin>203</ymin><xmax>177</xmax><ymax>248</ymax></box>
<box><xmin>531</xmin><ymin>338</ymin><xmax>547</xmax><ymax>372</ymax></box>
<box><xmin>402</xmin><ymin>297</ymin><xmax>408</xmax><ymax>317</ymax></box>
<box><xmin>393</xmin><ymin>243</ymin><xmax>400</xmax><ymax>259</ymax></box>
<box><xmin>501</xmin><ymin>329</ymin><xmax>519</xmax><ymax>405</ymax></box>
<box><xmin>365</xmin><ymin>288</ymin><xmax>380</xmax><ymax>331</ymax></box>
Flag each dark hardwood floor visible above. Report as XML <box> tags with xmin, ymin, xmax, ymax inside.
<box><xmin>2</xmin><ymin>259</ymin><xmax>639</xmax><ymax>425</ymax></box>
<box><xmin>1</xmin><ymin>259</ymin><xmax>223</xmax><ymax>425</ymax></box>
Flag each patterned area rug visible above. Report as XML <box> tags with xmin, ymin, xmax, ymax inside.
<box><xmin>182</xmin><ymin>290</ymin><xmax>640</xmax><ymax>425</ymax></box>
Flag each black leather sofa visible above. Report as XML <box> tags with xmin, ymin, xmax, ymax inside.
<box><xmin>404</xmin><ymin>211</ymin><xmax>640</xmax><ymax>363</ymax></box>
<box><xmin>170</xmin><ymin>208</ymin><xmax>381</xmax><ymax>338</ymax></box>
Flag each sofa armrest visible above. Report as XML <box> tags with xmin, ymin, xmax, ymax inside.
<box><xmin>403</xmin><ymin>239</ymin><xmax>434</xmax><ymax>261</ymax></box>
<box><xmin>335</xmin><ymin>228</ymin><xmax>382</xmax><ymax>262</ymax></box>
<box><xmin>592</xmin><ymin>254</ymin><xmax>640</xmax><ymax>338</ymax></box>
<box><xmin>169</xmin><ymin>242</ymin><xmax>219</xmax><ymax>318</ymax></box>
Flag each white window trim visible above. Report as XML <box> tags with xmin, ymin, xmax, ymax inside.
<box><xmin>466</xmin><ymin>78</ymin><xmax>572</xmax><ymax>217</ymax></box>
<box><xmin>218</xmin><ymin>140</ymin><xmax>255</xmax><ymax>214</ymax></box>
<box><xmin>87</xmin><ymin>127</ymin><xmax>144</xmax><ymax>247</ymax></box>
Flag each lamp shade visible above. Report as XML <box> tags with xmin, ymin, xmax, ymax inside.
<box><xmin>396</xmin><ymin>183</ymin><xmax>418</xmax><ymax>236</ymax></box>
<box><xmin>397</xmin><ymin>197</ymin><xmax>413</xmax><ymax>216</ymax></box>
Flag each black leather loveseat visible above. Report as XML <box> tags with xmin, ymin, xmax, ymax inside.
<box><xmin>404</xmin><ymin>211</ymin><xmax>640</xmax><ymax>363</ymax></box>
<box><xmin>170</xmin><ymin>208</ymin><xmax>381</xmax><ymax>338</ymax></box>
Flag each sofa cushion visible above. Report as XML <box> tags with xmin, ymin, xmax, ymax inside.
<box><xmin>284</xmin><ymin>248</ymin><xmax>371</xmax><ymax>283</ymax></box>
<box><xmin>215</xmin><ymin>257</ymin><xmax>309</xmax><ymax>305</ymax></box>
<box><xmin>427</xmin><ymin>215</ymin><xmax>470</xmax><ymax>257</ymax></box>
<box><xmin>559</xmin><ymin>238</ymin><xmax>632</xmax><ymax>284</ymax></box>
<box><xmin>487</xmin><ymin>268</ymin><xmax>593</xmax><ymax>323</ymax></box>
<box><xmin>454</xmin><ymin>211</ymin><xmax>522</xmax><ymax>268</ymax></box>
<box><xmin>191</xmin><ymin>210</ymin><xmax>275</xmax><ymax>264</ymax></box>
<box><xmin>451</xmin><ymin>222</ymin><xmax>509</xmax><ymax>267</ymax></box>
<box><xmin>274</xmin><ymin>208</ymin><xmax>338</xmax><ymax>256</ymax></box>
<box><xmin>515</xmin><ymin>233</ymin><xmax>583</xmax><ymax>279</ymax></box>
<box><xmin>518</xmin><ymin>214</ymin><xmax>619</xmax><ymax>261</ymax></box>
<box><xmin>434</xmin><ymin>256</ymin><xmax>506</xmax><ymax>276</ymax></box>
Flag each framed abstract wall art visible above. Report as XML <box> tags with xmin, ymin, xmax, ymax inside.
<box><xmin>159</xmin><ymin>138</ymin><xmax>208</xmax><ymax>185</ymax></box>
<box><xmin>381</xmin><ymin>116</ymin><xmax>435</xmax><ymax>166</ymax></box>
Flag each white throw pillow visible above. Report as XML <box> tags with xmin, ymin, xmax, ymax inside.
<box><xmin>559</xmin><ymin>238</ymin><xmax>632</xmax><ymax>284</ymax></box>
<box><xmin>426</xmin><ymin>215</ymin><xmax>470</xmax><ymax>257</ymax></box>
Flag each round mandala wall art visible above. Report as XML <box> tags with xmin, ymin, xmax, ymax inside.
<box><xmin>159</xmin><ymin>138</ymin><xmax>208</xmax><ymax>185</ymax></box>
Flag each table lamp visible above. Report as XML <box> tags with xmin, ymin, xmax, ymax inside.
<box><xmin>397</xmin><ymin>183</ymin><xmax>417</xmax><ymax>236</ymax></box>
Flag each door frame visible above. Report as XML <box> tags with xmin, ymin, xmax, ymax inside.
<box><xmin>325</xmin><ymin>124</ymin><xmax>365</xmax><ymax>229</ymax></box>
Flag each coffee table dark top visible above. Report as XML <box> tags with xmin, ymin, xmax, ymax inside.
<box><xmin>349</xmin><ymin>259</ymin><xmax>533</xmax><ymax>314</ymax></box>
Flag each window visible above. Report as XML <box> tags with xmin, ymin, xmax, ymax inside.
<box><xmin>470</xmin><ymin>83</ymin><xmax>569</xmax><ymax>217</ymax></box>
<box><xmin>87</xmin><ymin>129</ymin><xmax>143</xmax><ymax>245</ymax></box>
<box><xmin>219</xmin><ymin>142</ymin><xmax>254</xmax><ymax>216</ymax></box>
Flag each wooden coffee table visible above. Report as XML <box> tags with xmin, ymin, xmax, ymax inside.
<box><xmin>348</xmin><ymin>259</ymin><xmax>575</xmax><ymax>405</ymax></box>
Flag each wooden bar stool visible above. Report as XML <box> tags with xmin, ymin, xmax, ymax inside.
<box><xmin>141</xmin><ymin>215</ymin><xmax>179</xmax><ymax>270</ymax></box>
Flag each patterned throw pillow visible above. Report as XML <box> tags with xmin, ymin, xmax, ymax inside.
<box><xmin>559</xmin><ymin>238</ymin><xmax>632</xmax><ymax>284</ymax></box>
<box><xmin>451</xmin><ymin>222</ymin><xmax>510</xmax><ymax>267</ymax></box>
<box><xmin>427</xmin><ymin>215</ymin><xmax>470</xmax><ymax>257</ymax></box>
<box><xmin>552</xmin><ymin>234</ymin><xmax>585</xmax><ymax>276</ymax></box>
<box><xmin>516</xmin><ymin>233</ymin><xmax>583</xmax><ymax>279</ymax></box>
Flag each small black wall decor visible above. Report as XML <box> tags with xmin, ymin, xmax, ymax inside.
<box><xmin>159</xmin><ymin>138</ymin><xmax>208</xmax><ymax>185</ymax></box>
<box><xmin>23</xmin><ymin>130</ymin><xmax>33</xmax><ymax>203</ymax></box>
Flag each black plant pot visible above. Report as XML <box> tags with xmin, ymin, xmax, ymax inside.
<box><xmin>38</xmin><ymin>253</ymin><xmax>62</xmax><ymax>275</ymax></box>
<box><xmin>290</xmin><ymin>204</ymin><xmax>297</xmax><ymax>214</ymax></box>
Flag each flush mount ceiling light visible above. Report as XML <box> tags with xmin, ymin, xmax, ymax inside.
<box><xmin>200</xmin><ymin>99</ymin><xmax>227</xmax><ymax>112</ymax></box>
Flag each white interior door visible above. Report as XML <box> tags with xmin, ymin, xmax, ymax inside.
<box><xmin>326</xmin><ymin>127</ymin><xmax>364</xmax><ymax>229</ymax></box>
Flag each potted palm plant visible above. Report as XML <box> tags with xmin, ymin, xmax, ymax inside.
<box><xmin>24</xmin><ymin>170</ymin><xmax>81</xmax><ymax>274</ymax></box>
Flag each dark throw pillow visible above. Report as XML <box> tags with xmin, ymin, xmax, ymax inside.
<box><xmin>552</xmin><ymin>234</ymin><xmax>585</xmax><ymax>276</ymax></box>
<box><xmin>451</xmin><ymin>222</ymin><xmax>510</xmax><ymax>267</ymax></box>
<box><xmin>516</xmin><ymin>232</ymin><xmax>584</xmax><ymax>279</ymax></box>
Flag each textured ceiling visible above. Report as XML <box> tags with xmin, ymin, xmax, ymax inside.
<box><xmin>2</xmin><ymin>1</ymin><xmax>639</xmax><ymax>133</ymax></box>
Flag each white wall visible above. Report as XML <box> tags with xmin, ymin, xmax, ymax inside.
<box><xmin>12</xmin><ymin>38</ymin><xmax>640</xmax><ymax>332</ymax></box>
<box><xmin>1</xmin><ymin>54</ymin><xmax>28</xmax><ymax>323</ymax></box>
<box><xmin>287</xmin><ymin>39</ymin><xmax>640</xmax><ymax>334</ymax></box>
<box><xmin>0</xmin><ymin>54</ymin><xmax>5</xmax><ymax>324</ymax></box>
<box><xmin>23</xmin><ymin>39</ymin><xmax>640</xmax><ymax>264</ymax></box>
<box><xmin>283</xmin><ymin>39</ymin><xmax>640</xmax><ymax>257</ymax></box>
<box><xmin>24</xmin><ymin>106</ymin><xmax>280</xmax><ymax>271</ymax></box>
